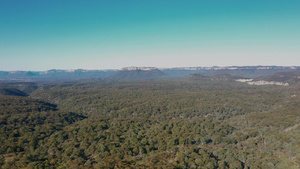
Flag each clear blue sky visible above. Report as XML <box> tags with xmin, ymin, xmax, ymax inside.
<box><xmin>0</xmin><ymin>0</ymin><xmax>299</xmax><ymax>71</ymax></box>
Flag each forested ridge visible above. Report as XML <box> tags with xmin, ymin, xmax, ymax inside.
<box><xmin>0</xmin><ymin>78</ymin><xmax>300</xmax><ymax>168</ymax></box>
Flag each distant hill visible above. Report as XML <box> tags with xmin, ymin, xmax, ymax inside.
<box><xmin>107</xmin><ymin>67</ymin><xmax>167</xmax><ymax>81</ymax></box>
<box><xmin>188</xmin><ymin>74</ymin><xmax>239</xmax><ymax>81</ymax></box>
<box><xmin>254</xmin><ymin>71</ymin><xmax>300</xmax><ymax>85</ymax></box>
<box><xmin>201</xmin><ymin>68</ymin><xmax>296</xmax><ymax>78</ymax></box>
<box><xmin>162</xmin><ymin>66</ymin><xmax>300</xmax><ymax>78</ymax></box>
<box><xmin>188</xmin><ymin>74</ymin><xmax>207</xmax><ymax>80</ymax></box>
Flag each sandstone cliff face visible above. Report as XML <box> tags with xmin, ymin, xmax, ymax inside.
<box><xmin>121</xmin><ymin>67</ymin><xmax>159</xmax><ymax>71</ymax></box>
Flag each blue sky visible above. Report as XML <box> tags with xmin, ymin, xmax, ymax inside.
<box><xmin>0</xmin><ymin>0</ymin><xmax>299</xmax><ymax>71</ymax></box>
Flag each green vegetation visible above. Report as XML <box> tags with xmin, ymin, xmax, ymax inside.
<box><xmin>0</xmin><ymin>79</ymin><xmax>300</xmax><ymax>168</ymax></box>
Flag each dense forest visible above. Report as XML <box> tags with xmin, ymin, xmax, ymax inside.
<box><xmin>0</xmin><ymin>77</ymin><xmax>300</xmax><ymax>168</ymax></box>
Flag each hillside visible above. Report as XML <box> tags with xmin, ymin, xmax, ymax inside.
<box><xmin>162</xmin><ymin>66</ymin><xmax>300</xmax><ymax>78</ymax></box>
<box><xmin>0</xmin><ymin>88</ymin><xmax>28</xmax><ymax>97</ymax></box>
<box><xmin>188</xmin><ymin>74</ymin><xmax>239</xmax><ymax>81</ymax></box>
<box><xmin>254</xmin><ymin>70</ymin><xmax>300</xmax><ymax>85</ymax></box>
<box><xmin>0</xmin><ymin>83</ymin><xmax>38</xmax><ymax>94</ymax></box>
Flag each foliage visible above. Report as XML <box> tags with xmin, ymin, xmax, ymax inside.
<box><xmin>1</xmin><ymin>79</ymin><xmax>300</xmax><ymax>168</ymax></box>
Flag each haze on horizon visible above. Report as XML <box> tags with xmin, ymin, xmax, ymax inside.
<box><xmin>0</xmin><ymin>0</ymin><xmax>299</xmax><ymax>71</ymax></box>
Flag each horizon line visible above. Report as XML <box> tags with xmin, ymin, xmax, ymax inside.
<box><xmin>1</xmin><ymin>65</ymin><xmax>300</xmax><ymax>72</ymax></box>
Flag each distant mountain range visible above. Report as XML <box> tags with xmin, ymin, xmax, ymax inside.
<box><xmin>0</xmin><ymin>69</ymin><xmax>117</xmax><ymax>82</ymax></box>
<box><xmin>107</xmin><ymin>67</ymin><xmax>167</xmax><ymax>81</ymax></box>
<box><xmin>0</xmin><ymin>66</ymin><xmax>300</xmax><ymax>82</ymax></box>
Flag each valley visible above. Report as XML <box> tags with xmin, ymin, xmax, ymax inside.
<box><xmin>0</xmin><ymin>69</ymin><xmax>300</xmax><ymax>168</ymax></box>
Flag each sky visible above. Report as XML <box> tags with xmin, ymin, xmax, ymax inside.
<box><xmin>0</xmin><ymin>0</ymin><xmax>299</xmax><ymax>71</ymax></box>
